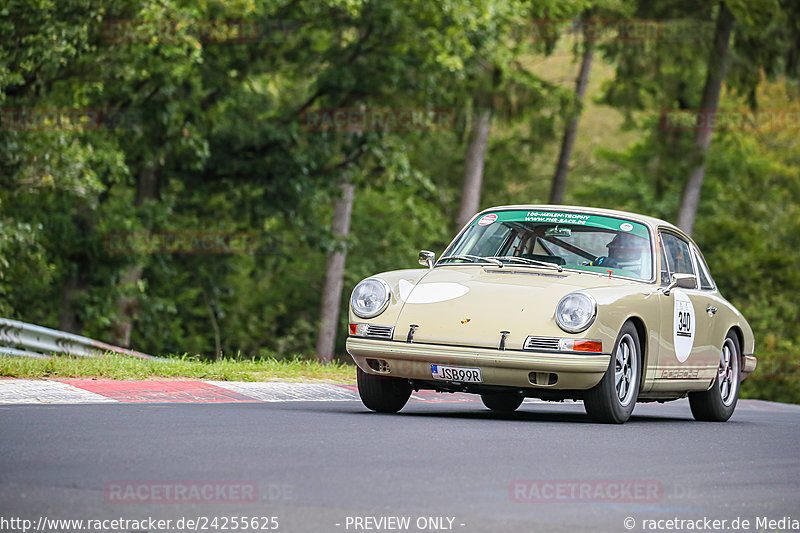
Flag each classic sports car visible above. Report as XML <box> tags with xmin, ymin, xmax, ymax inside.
<box><xmin>346</xmin><ymin>205</ymin><xmax>757</xmax><ymax>423</ymax></box>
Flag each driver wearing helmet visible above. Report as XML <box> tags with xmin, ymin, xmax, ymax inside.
<box><xmin>592</xmin><ymin>233</ymin><xmax>648</xmax><ymax>271</ymax></box>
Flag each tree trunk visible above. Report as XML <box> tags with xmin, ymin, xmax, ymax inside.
<box><xmin>200</xmin><ymin>282</ymin><xmax>222</xmax><ymax>361</ymax></box>
<box><xmin>110</xmin><ymin>158</ymin><xmax>158</xmax><ymax>347</ymax></box>
<box><xmin>111</xmin><ymin>266</ymin><xmax>143</xmax><ymax>348</ymax></box>
<box><xmin>676</xmin><ymin>3</ymin><xmax>735</xmax><ymax>235</ymax></box>
<box><xmin>549</xmin><ymin>27</ymin><xmax>595</xmax><ymax>205</ymax></box>
<box><xmin>455</xmin><ymin>107</ymin><xmax>492</xmax><ymax>229</ymax></box>
<box><xmin>315</xmin><ymin>179</ymin><xmax>356</xmax><ymax>364</ymax></box>
<box><xmin>58</xmin><ymin>271</ymin><xmax>83</xmax><ymax>334</ymax></box>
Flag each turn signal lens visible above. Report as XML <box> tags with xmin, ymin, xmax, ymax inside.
<box><xmin>573</xmin><ymin>340</ymin><xmax>603</xmax><ymax>352</ymax></box>
<box><xmin>349</xmin><ymin>323</ymin><xmax>368</xmax><ymax>336</ymax></box>
<box><xmin>557</xmin><ymin>338</ymin><xmax>603</xmax><ymax>352</ymax></box>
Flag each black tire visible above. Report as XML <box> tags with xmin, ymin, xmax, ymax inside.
<box><xmin>584</xmin><ymin>322</ymin><xmax>642</xmax><ymax>424</ymax></box>
<box><xmin>480</xmin><ymin>392</ymin><xmax>524</xmax><ymax>413</ymax></box>
<box><xmin>689</xmin><ymin>332</ymin><xmax>740</xmax><ymax>422</ymax></box>
<box><xmin>356</xmin><ymin>366</ymin><xmax>411</xmax><ymax>413</ymax></box>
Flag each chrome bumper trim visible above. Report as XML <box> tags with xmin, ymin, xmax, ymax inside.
<box><xmin>345</xmin><ymin>337</ymin><xmax>610</xmax><ymax>374</ymax></box>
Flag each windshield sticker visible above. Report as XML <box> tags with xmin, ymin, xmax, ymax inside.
<box><xmin>673</xmin><ymin>290</ymin><xmax>695</xmax><ymax>362</ymax></box>
<box><xmin>478</xmin><ymin>213</ymin><xmax>498</xmax><ymax>225</ymax></box>
<box><xmin>524</xmin><ymin>211</ymin><xmax>591</xmax><ymax>224</ymax></box>
<box><xmin>470</xmin><ymin>210</ymin><xmax>649</xmax><ymax>238</ymax></box>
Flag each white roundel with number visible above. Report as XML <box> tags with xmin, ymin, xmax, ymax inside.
<box><xmin>673</xmin><ymin>290</ymin><xmax>695</xmax><ymax>362</ymax></box>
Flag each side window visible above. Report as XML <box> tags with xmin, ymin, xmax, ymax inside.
<box><xmin>660</xmin><ymin>243</ymin><xmax>671</xmax><ymax>286</ymax></box>
<box><xmin>660</xmin><ymin>232</ymin><xmax>695</xmax><ymax>277</ymax></box>
<box><xmin>692</xmin><ymin>247</ymin><xmax>715</xmax><ymax>290</ymax></box>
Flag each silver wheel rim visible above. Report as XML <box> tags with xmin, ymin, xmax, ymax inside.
<box><xmin>614</xmin><ymin>333</ymin><xmax>638</xmax><ymax>407</ymax></box>
<box><xmin>719</xmin><ymin>338</ymin><xmax>739</xmax><ymax>406</ymax></box>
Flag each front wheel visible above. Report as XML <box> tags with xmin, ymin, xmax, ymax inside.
<box><xmin>689</xmin><ymin>332</ymin><xmax>740</xmax><ymax>422</ymax></box>
<box><xmin>481</xmin><ymin>392</ymin><xmax>523</xmax><ymax>413</ymax></box>
<box><xmin>356</xmin><ymin>367</ymin><xmax>411</xmax><ymax>413</ymax></box>
<box><xmin>584</xmin><ymin>322</ymin><xmax>641</xmax><ymax>424</ymax></box>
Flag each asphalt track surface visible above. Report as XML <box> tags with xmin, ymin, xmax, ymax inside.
<box><xmin>1</xmin><ymin>387</ymin><xmax>799</xmax><ymax>533</ymax></box>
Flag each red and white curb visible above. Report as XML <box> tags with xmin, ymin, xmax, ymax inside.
<box><xmin>0</xmin><ymin>380</ymin><xmax>360</xmax><ymax>404</ymax></box>
<box><xmin>0</xmin><ymin>379</ymin><xmax>498</xmax><ymax>405</ymax></box>
<box><xmin>0</xmin><ymin>379</ymin><xmax>796</xmax><ymax>411</ymax></box>
<box><xmin>0</xmin><ymin>380</ymin><xmax>119</xmax><ymax>404</ymax></box>
<box><xmin>0</xmin><ymin>379</ymin><xmax>547</xmax><ymax>405</ymax></box>
<box><xmin>209</xmin><ymin>381</ymin><xmax>360</xmax><ymax>402</ymax></box>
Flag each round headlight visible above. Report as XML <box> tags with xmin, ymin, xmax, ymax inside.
<box><xmin>555</xmin><ymin>292</ymin><xmax>597</xmax><ymax>333</ymax></box>
<box><xmin>350</xmin><ymin>278</ymin><xmax>391</xmax><ymax>318</ymax></box>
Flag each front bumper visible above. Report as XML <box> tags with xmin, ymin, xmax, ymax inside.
<box><xmin>743</xmin><ymin>354</ymin><xmax>757</xmax><ymax>374</ymax></box>
<box><xmin>346</xmin><ymin>337</ymin><xmax>611</xmax><ymax>390</ymax></box>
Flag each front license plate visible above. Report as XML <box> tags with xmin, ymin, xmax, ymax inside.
<box><xmin>431</xmin><ymin>364</ymin><xmax>482</xmax><ymax>383</ymax></box>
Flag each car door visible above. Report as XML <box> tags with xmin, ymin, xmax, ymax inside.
<box><xmin>652</xmin><ymin>230</ymin><xmax>718</xmax><ymax>391</ymax></box>
<box><xmin>688</xmin><ymin>242</ymin><xmax>732</xmax><ymax>372</ymax></box>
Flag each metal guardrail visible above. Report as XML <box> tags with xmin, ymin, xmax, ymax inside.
<box><xmin>0</xmin><ymin>318</ymin><xmax>154</xmax><ymax>359</ymax></box>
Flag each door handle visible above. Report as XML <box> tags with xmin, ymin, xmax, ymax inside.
<box><xmin>706</xmin><ymin>305</ymin><xmax>717</xmax><ymax>315</ymax></box>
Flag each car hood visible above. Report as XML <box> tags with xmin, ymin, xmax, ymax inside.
<box><xmin>390</xmin><ymin>266</ymin><xmax>632</xmax><ymax>350</ymax></box>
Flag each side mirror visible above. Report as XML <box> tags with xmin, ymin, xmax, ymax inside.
<box><xmin>664</xmin><ymin>273</ymin><xmax>697</xmax><ymax>295</ymax></box>
<box><xmin>418</xmin><ymin>250</ymin><xmax>435</xmax><ymax>269</ymax></box>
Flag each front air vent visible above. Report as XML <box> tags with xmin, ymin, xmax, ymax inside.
<box><xmin>365</xmin><ymin>325</ymin><xmax>394</xmax><ymax>340</ymax></box>
<box><xmin>524</xmin><ymin>336</ymin><xmax>560</xmax><ymax>351</ymax></box>
<box><xmin>367</xmin><ymin>358</ymin><xmax>391</xmax><ymax>373</ymax></box>
<box><xmin>529</xmin><ymin>372</ymin><xmax>558</xmax><ymax>386</ymax></box>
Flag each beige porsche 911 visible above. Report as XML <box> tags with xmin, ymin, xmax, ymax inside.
<box><xmin>346</xmin><ymin>205</ymin><xmax>757</xmax><ymax>423</ymax></box>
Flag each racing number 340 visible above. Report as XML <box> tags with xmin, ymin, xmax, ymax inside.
<box><xmin>677</xmin><ymin>311</ymin><xmax>692</xmax><ymax>337</ymax></box>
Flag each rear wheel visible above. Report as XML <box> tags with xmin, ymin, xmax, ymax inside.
<box><xmin>689</xmin><ymin>332</ymin><xmax>740</xmax><ymax>422</ymax></box>
<box><xmin>356</xmin><ymin>367</ymin><xmax>411</xmax><ymax>413</ymax></box>
<box><xmin>584</xmin><ymin>322</ymin><xmax>641</xmax><ymax>424</ymax></box>
<box><xmin>480</xmin><ymin>392</ymin><xmax>523</xmax><ymax>413</ymax></box>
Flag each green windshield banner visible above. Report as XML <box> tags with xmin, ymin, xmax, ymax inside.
<box><xmin>472</xmin><ymin>210</ymin><xmax>650</xmax><ymax>239</ymax></box>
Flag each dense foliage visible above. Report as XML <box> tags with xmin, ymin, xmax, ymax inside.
<box><xmin>1</xmin><ymin>0</ymin><xmax>798</xmax><ymax>401</ymax></box>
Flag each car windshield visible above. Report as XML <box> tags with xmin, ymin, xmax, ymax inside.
<box><xmin>440</xmin><ymin>209</ymin><xmax>653</xmax><ymax>281</ymax></box>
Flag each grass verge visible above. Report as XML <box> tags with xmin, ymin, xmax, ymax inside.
<box><xmin>0</xmin><ymin>354</ymin><xmax>356</xmax><ymax>382</ymax></box>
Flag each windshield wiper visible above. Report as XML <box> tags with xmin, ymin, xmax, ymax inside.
<box><xmin>489</xmin><ymin>256</ymin><xmax>564</xmax><ymax>272</ymax></box>
<box><xmin>438</xmin><ymin>254</ymin><xmax>503</xmax><ymax>267</ymax></box>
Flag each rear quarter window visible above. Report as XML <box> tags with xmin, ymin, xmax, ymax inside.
<box><xmin>692</xmin><ymin>247</ymin><xmax>715</xmax><ymax>290</ymax></box>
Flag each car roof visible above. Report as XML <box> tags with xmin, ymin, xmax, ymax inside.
<box><xmin>480</xmin><ymin>204</ymin><xmax>686</xmax><ymax>238</ymax></box>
